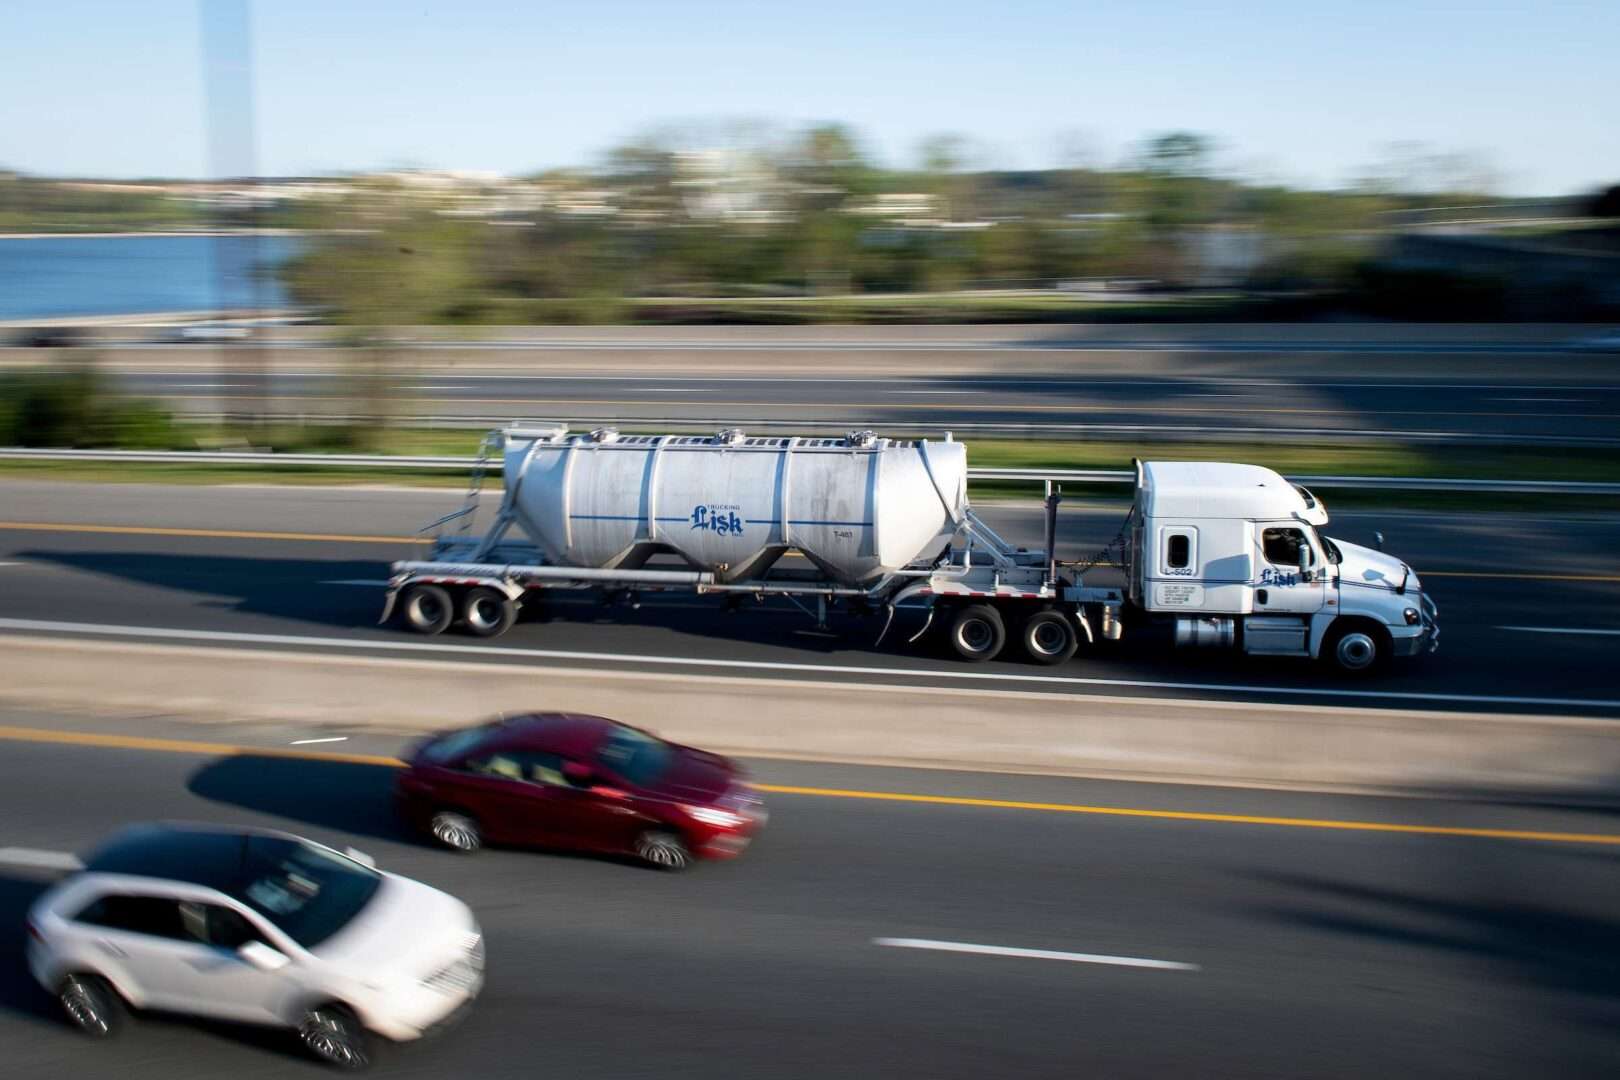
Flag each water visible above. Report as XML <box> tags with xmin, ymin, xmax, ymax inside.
<box><xmin>0</xmin><ymin>234</ymin><xmax>302</xmax><ymax>320</ymax></box>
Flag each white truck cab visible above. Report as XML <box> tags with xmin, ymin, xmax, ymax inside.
<box><xmin>1119</xmin><ymin>460</ymin><xmax>1438</xmax><ymax>671</ymax></box>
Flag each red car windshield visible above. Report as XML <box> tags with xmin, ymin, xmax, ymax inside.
<box><xmin>593</xmin><ymin>725</ymin><xmax>673</xmax><ymax>787</ymax></box>
<box><xmin>419</xmin><ymin>723</ymin><xmax>501</xmax><ymax>765</ymax></box>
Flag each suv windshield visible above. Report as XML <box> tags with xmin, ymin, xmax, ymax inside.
<box><xmin>594</xmin><ymin>725</ymin><xmax>673</xmax><ymax>787</ymax></box>
<box><xmin>236</xmin><ymin>838</ymin><xmax>381</xmax><ymax>949</ymax></box>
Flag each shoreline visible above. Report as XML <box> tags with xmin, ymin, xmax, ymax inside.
<box><xmin>0</xmin><ymin>229</ymin><xmax>308</xmax><ymax>240</ymax></box>
<box><xmin>0</xmin><ymin>308</ymin><xmax>301</xmax><ymax>328</ymax></box>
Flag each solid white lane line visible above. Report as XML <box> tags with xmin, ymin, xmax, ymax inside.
<box><xmin>873</xmin><ymin>937</ymin><xmax>1200</xmax><ymax>972</ymax></box>
<box><xmin>1499</xmin><ymin>625</ymin><xmax>1620</xmax><ymax>637</ymax></box>
<box><xmin>289</xmin><ymin>736</ymin><xmax>349</xmax><ymax>745</ymax></box>
<box><xmin>0</xmin><ymin>847</ymin><xmax>84</xmax><ymax>872</ymax></box>
<box><xmin>2</xmin><ymin>616</ymin><xmax>1618</xmax><ymax>710</ymax></box>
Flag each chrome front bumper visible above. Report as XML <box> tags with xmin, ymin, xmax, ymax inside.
<box><xmin>1393</xmin><ymin>593</ymin><xmax>1440</xmax><ymax>657</ymax></box>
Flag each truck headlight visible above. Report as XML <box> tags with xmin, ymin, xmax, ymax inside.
<box><xmin>1403</xmin><ymin>608</ymin><xmax>1421</xmax><ymax>625</ymax></box>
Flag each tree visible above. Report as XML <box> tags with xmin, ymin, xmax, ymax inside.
<box><xmin>1140</xmin><ymin>132</ymin><xmax>1213</xmax><ymax>178</ymax></box>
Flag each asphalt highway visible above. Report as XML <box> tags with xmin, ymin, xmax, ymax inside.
<box><xmin>11</xmin><ymin>324</ymin><xmax>1620</xmax><ymax>442</ymax></box>
<box><xmin>2</xmin><ymin>480</ymin><xmax>1618</xmax><ymax>715</ymax></box>
<box><xmin>1</xmin><ymin>717</ymin><xmax>1617</xmax><ymax>1078</ymax></box>
<box><xmin>104</xmin><ymin>366</ymin><xmax>1620</xmax><ymax>443</ymax></box>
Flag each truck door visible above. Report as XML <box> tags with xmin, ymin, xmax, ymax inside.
<box><xmin>1254</xmin><ymin>525</ymin><xmax>1326</xmax><ymax>615</ymax></box>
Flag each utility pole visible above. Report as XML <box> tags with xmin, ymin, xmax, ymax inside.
<box><xmin>199</xmin><ymin>0</ymin><xmax>267</xmax><ymax>433</ymax></box>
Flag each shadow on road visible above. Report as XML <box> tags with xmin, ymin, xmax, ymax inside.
<box><xmin>187</xmin><ymin>754</ymin><xmax>413</xmax><ymax>845</ymax></box>
<box><xmin>0</xmin><ymin>873</ymin><xmax>55</xmax><ymax>1025</ymax></box>
<box><xmin>18</xmin><ymin>549</ymin><xmax>1469</xmax><ymax>706</ymax></box>
<box><xmin>18</xmin><ymin>550</ymin><xmax>390</xmax><ymax>630</ymax></box>
<box><xmin>1249</xmin><ymin>870</ymin><xmax>1620</xmax><ymax>1019</ymax></box>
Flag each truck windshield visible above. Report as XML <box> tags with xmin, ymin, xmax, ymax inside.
<box><xmin>1313</xmin><ymin>529</ymin><xmax>1341</xmax><ymax>564</ymax></box>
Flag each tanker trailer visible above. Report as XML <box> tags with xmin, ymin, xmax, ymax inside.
<box><xmin>381</xmin><ymin>423</ymin><xmax>1085</xmax><ymax>662</ymax></box>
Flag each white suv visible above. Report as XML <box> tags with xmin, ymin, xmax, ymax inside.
<box><xmin>25</xmin><ymin>822</ymin><xmax>483</xmax><ymax>1069</ymax></box>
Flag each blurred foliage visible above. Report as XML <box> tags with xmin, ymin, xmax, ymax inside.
<box><xmin>278</xmin><ymin>125</ymin><xmax>1465</xmax><ymax>324</ymax></box>
<box><xmin>0</xmin><ymin>360</ymin><xmax>189</xmax><ymax>448</ymax></box>
<box><xmin>0</xmin><ymin>173</ymin><xmax>200</xmax><ymax>233</ymax></box>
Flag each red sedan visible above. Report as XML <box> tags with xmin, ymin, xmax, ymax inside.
<box><xmin>393</xmin><ymin>713</ymin><xmax>766</xmax><ymax>871</ymax></box>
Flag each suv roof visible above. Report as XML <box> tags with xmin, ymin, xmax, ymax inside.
<box><xmin>82</xmin><ymin>823</ymin><xmax>300</xmax><ymax>893</ymax></box>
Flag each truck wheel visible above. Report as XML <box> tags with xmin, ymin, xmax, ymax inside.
<box><xmin>400</xmin><ymin>584</ymin><xmax>453</xmax><ymax>635</ymax></box>
<box><xmin>462</xmin><ymin>587</ymin><xmax>516</xmax><ymax>637</ymax></box>
<box><xmin>1324</xmin><ymin>620</ymin><xmax>1388</xmax><ymax>675</ymax></box>
<box><xmin>949</xmin><ymin>604</ymin><xmax>1006</xmax><ymax>662</ymax></box>
<box><xmin>1021</xmin><ymin>610</ymin><xmax>1078</xmax><ymax>665</ymax></box>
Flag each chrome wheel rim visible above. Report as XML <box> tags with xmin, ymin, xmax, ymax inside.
<box><xmin>639</xmin><ymin>834</ymin><xmax>689</xmax><ymax>869</ymax></box>
<box><xmin>408</xmin><ymin>593</ymin><xmax>443</xmax><ymax>628</ymax></box>
<box><xmin>1030</xmin><ymin>620</ymin><xmax>1067</xmax><ymax>656</ymax></box>
<box><xmin>301</xmin><ymin>1009</ymin><xmax>368</xmax><ymax>1068</ymax></box>
<box><xmin>467</xmin><ymin>596</ymin><xmax>502</xmax><ymax>631</ymax></box>
<box><xmin>431</xmin><ymin>811</ymin><xmax>480</xmax><ymax>851</ymax></box>
<box><xmin>956</xmin><ymin>619</ymin><xmax>993</xmax><ymax>654</ymax></box>
<box><xmin>60</xmin><ymin>978</ymin><xmax>109</xmax><ymax>1035</ymax></box>
<box><xmin>1337</xmin><ymin>632</ymin><xmax>1377</xmax><ymax>671</ymax></box>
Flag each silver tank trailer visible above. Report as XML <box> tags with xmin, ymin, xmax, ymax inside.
<box><xmin>499</xmin><ymin>426</ymin><xmax>967</xmax><ymax>584</ymax></box>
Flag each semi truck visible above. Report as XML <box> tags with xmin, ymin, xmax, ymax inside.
<box><xmin>382</xmin><ymin>423</ymin><xmax>1438</xmax><ymax>674</ymax></box>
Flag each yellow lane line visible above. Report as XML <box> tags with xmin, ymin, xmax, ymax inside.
<box><xmin>0</xmin><ymin>724</ymin><xmax>403</xmax><ymax>767</ymax></box>
<box><xmin>0</xmin><ymin>522</ymin><xmax>423</xmax><ymax>545</ymax></box>
<box><xmin>751</xmin><ymin>784</ymin><xmax>1620</xmax><ymax>846</ymax></box>
<box><xmin>3</xmin><ymin>519</ymin><xmax>1618</xmax><ymax>580</ymax></box>
<box><xmin>0</xmin><ymin>723</ymin><xmax>1616</xmax><ymax>847</ymax></box>
<box><xmin>6</xmin><ymin>520</ymin><xmax>1619</xmax><ymax>582</ymax></box>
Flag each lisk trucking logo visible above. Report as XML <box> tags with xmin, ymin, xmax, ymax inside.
<box><xmin>690</xmin><ymin>504</ymin><xmax>744</xmax><ymax>536</ymax></box>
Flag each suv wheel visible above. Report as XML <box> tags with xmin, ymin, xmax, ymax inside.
<box><xmin>58</xmin><ymin>973</ymin><xmax>123</xmax><ymax>1038</ymax></box>
<box><xmin>299</xmin><ymin>1003</ymin><xmax>374</xmax><ymax>1070</ymax></box>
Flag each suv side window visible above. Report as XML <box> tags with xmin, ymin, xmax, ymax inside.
<box><xmin>181</xmin><ymin>902</ymin><xmax>268</xmax><ymax>949</ymax></box>
<box><xmin>73</xmin><ymin>894</ymin><xmax>187</xmax><ymax>941</ymax></box>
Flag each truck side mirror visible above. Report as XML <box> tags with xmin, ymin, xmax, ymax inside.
<box><xmin>1296</xmin><ymin>548</ymin><xmax>1315</xmax><ymax>581</ymax></box>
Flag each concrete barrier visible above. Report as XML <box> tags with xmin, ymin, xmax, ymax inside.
<box><xmin>2</xmin><ymin>633</ymin><xmax>1617</xmax><ymax>798</ymax></box>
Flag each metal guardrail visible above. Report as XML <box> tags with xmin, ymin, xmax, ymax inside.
<box><xmin>3</xmin><ymin>446</ymin><xmax>1618</xmax><ymax>495</ymax></box>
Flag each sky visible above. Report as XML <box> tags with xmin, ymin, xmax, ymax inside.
<box><xmin>2</xmin><ymin>1</ymin><xmax>1617</xmax><ymax>195</ymax></box>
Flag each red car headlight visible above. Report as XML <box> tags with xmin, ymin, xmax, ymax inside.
<box><xmin>683</xmin><ymin>805</ymin><xmax>746</xmax><ymax>829</ymax></box>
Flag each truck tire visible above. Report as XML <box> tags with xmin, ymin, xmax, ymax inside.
<box><xmin>400</xmin><ymin>584</ymin><xmax>453</xmax><ymax>635</ymax></box>
<box><xmin>949</xmin><ymin>604</ymin><xmax>1006</xmax><ymax>662</ymax></box>
<box><xmin>1021</xmin><ymin>609</ymin><xmax>1078</xmax><ymax>665</ymax></box>
<box><xmin>461</xmin><ymin>587</ymin><xmax>516</xmax><ymax>638</ymax></box>
<box><xmin>1323</xmin><ymin>619</ymin><xmax>1389</xmax><ymax>675</ymax></box>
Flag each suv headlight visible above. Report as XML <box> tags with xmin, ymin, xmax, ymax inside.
<box><xmin>1403</xmin><ymin>608</ymin><xmax>1421</xmax><ymax>625</ymax></box>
